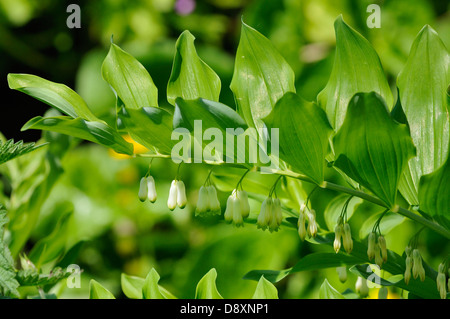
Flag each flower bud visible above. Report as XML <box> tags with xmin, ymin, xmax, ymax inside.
<box><xmin>146</xmin><ymin>176</ymin><xmax>157</xmax><ymax>203</ymax></box>
<box><xmin>297</xmin><ymin>212</ymin><xmax>307</xmax><ymax>241</ymax></box>
<box><xmin>268</xmin><ymin>198</ymin><xmax>282</xmax><ymax>232</ymax></box>
<box><xmin>412</xmin><ymin>249</ymin><xmax>422</xmax><ymax>280</ymax></box>
<box><xmin>257</xmin><ymin>198</ymin><xmax>273</xmax><ymax>231</ymax></box>
<box><xmin>207</xmin><ymin>186</ymin><xmax>221</xmax><ymax>214</ymax></box>
<box><xmin>336</xmin><ymin>266</ymin><xmax>347</xmax><ymax>283</ymax></box>
<box><xmin>378</xmin><ymin>287</ymin><xmax>388</xmax><ymax>299</ymax></box>
<box><xmin>356</xmin><ymin>277</ymin><xmax>369</xmax><ymax>297</ymax></box>
<box><xmin>176</xmin><ymin>180</ymin><xmax>187</xmax><ymax>209</ymax></box>
<box><xmin>404</xmin><ymin>256</ymin><xmax>412</xmax><ymax>285</ymax></box>
<box><xmin>374</xmin><ymin>243</ymin><xmax>384</xmax><ymax>269</ymax></box>
<box><xmin>237</xmin><ymin>190</ymin><xmax>250</xmax><ymax>218</ymax></box>
<box><xmin>224</xmin><ymin>194</ymin><xmax>234</xmax><ymax>223</ymax></box>
<box><xmin>195</xmin><ymin>186</ymin><xmax>209</xmax><ymax>216</ymax></box>
<box><xmin>138</xmin><ymin>177</ymin><xmax>148</xmax><ymax>202</ymax></box>
<box><xmin>367</xmin><ymin>232</ymin><xmax>376</xmax><ymax>260</ymax></box>
<box><xmin>307</xmin><ymin>209</ymin><xmax>317</xmax><ymax>237</ymax></box>
<box><xmin>437</xmin><ymin>268</ymin><xmax>447</xmax><ymax>299</ymax></box>
<box><xmin>378</xmin><ymin>235</ymin><xmax>387</xmax><ymax>263</ymax></box>
<box><xmin>334</xmin><ymin>224</ymin><xmax>343</xmax><ymax>253</ymax></box>
<box><xmin>167</xmin><ymin>180</ymin><xmax>178</xmax><ymax>210</ymax></box>
<box><xmin>405</xmin><ymin>246</ymin><xmax>412</xmax><ymax>257</ymax></box>
<box><xmin>343</xmin><ymin>223</ymin><xmax>353</xmax><ymax>253</ymax></box>
<box><xmin>232</xmin><ymin>193</ymin><xmax>243</xmax><ymax>227</ymax></box>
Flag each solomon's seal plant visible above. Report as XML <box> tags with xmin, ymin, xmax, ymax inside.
<box><xmin>6</xmin><ymin>14</ymin><xmax>450</xmax><ymax>299</ymax></box>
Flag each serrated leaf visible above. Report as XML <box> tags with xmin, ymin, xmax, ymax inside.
<box><xmin>318</xmin><ymin>16</ymin><xmax>394</xmax><ymax>131</ymax></box>
<box><xmin>319</xmin><ymin>279</ymin><xmax>345</xmax><ymax>299</ymax></box>
<box><xmin>252</xmin><ymin>276</ymin><xmax>278</xmax><ymax>299</ymax></box>
<box><xmin>324</xmin><ymin>195</ymin><xmax>363</xmax><ymax>231</ymax></box>
<box><xmin>7</xmin><ymin>73</ymin><xmax>98</xmax><ymax>121</ymax></box>
<box><xmin>89</xmin><ymin>280</ymin><xmax>115</xmax><ymax>299</ymax></box>
<box><xmin>167</xmin><ymin>30</ymin><xmax>221</xmax><ymax>105</ymax></box>
<box><xmin>195</xmin><ymin>268</ymin><xmax>223</xmax><ymax>299</ymax></box>
<box><xmin>264</xmin><ymin>92</ymin><xmax>333</xmax><ymax>184</ymax></box>
<box><xmin>333</xmin><ymin>92</ymin><xmax>416</xmax><ymax>207</ymax></box>
<box><xmin>16</xmin><ymin>267</ymin><xmax>70</xmax><ymax>287</ymax></box>
<box><xmin>118</xmin><ymin>106</ymin><xmax>174</xmax><ymax>155</ymax></box>
<box><xmin>102</xmin><ymin>43</ymin><xmax>158</xmax><ymax>109</ymax></box>
<box><xmin>22</xmin><ymin>116</ymin><xmax>133</xmax><ymax>155</ymax></box>
<box><xmin>0</xmin><ymin>207</ymin><xmax>19</xmax><ymax>297</ymax></box>
<box><xmin>230</xmin><ymin>20</ymin><xmax>296</xmax><ymax>131</ymax></box>
<box><xmin>28</xmin><ymin>209</ymin><xmax>72</xmax><ymax>269</ymax></box>
<box><xmin>397</xmin><ymin>25</ymin><xmax>450</xmax><ymax>205</ymax></box>
<box><xmin>0</xmin><ymin>139</ymin><xmax>46</xmax><ymax>166</ymax></box>
<box><xmin>142</xmin><ymin>268</ymin><xmax>165</xmax><ymax>299</ymax></box>
<box><xmin>418</xmin><ymin>154</ymin><xmax>450</xmax><ymax>230</ymax></box>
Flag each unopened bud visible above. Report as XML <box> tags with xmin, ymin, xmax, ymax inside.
<box><xmin>367</xmin><ymin>232</ymin><xmax>376</xmax><ymax>260</ymax></box>
<box><xmin>336</xmin><ymin>266</ymin><xmax>347</xmax><ymax>283</ymax></box>
<box><xmin>356</xmin><ymin>277</ymin><xmax>369</xmax><ymax>298</ymax></box>
<box><xmin>176</xmin><ymin>180</ymin><xmax>187</xmax><ymax>209</ymax></box>
<box><xmin>437</xmin><ymin>269</ymin><xmax>447</xmax><ymax>299</ymax></box>
<box><xmin>147</xmin><ymin>176</ymin><xmax>157</xmax><ymax>203</ymax></box>
<box><xmin>207</xmin><ymin>186</ymin><xmax>221</xmax><ymax>213</ymax></box>
<box><xmin>237</xmin><ymin>190</ymin><xmax>250</xmax><ymax>218</ymax></box>
<box><xmin>334</xmin><ymin>224</ymin><xmax>343</xmax><ymax>253</ymax></box>
<box><xmin>404</xmin><ymin>256</ymin><xmax>412</xmax><ymax>285</ymax></box>
<box><xmin>343</xmin><ymin>223</ymin><xmax>353</xmax><ymax>253</ymax></box>
<box><xmin>138</xmin><ymin>177</ymin><xmax>148</xmax><ymax>202</ymax></box>
<box><xmin>224</xmin><ymin>194</ymin><xmax>234</xmax><ymax>223</ymax></box>
<box><xmin>167</xmin><ymin>180</ymin><xmax>178</xmax><ymax>210</ymax></box>
<box><xmin>195</xmin><ymin>186</ymin><xmax>209</xmax><ymax>216</ymax></box>
<box><xmin>374</xmin><ymin>243</ymin><xmax>384</xmax><ymax>269</ymax></box>
<box><xmin>307</xmin><ymin>209</ymin><xmax>317</xmax><ymax>237</ymax></box>
<box><xmin>257</xmin><ymin>198</ymin><xmax>273</xmax><ymax>231</ymax></box>
<box><xmin>232</xmin><ymin>192</ymin><xmax>244</xmax><ymax>227</ymax></box>
<box><xmin>297</xmin><ymin>212</ymin><xmax>307</xmax><ymax>241</ymax></box>
<box><xmin>378</xmin><ymin>236</ymin><xmax>387</xmax><ymax>263</ymax></box>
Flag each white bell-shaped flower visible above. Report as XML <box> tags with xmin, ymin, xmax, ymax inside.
<box><xmin>367</xmin><ymin>232</ymin><xmax>376</xmax><ymax>260</ymax></box>
<box><xmin>207</xmin><ymin>186</ymin><xmax>221</xmax><ymax>213</ymax></box>
<box><xmin>138</xmin><ymin>177</ymin><xmax>148</xmax><ymax>202</ymax></box>
<box><xmin>176</xmin><ymin>180</ymin><xmax>187</xmax><ymax>209</ymax></box>
<box><xmin>336</xmin><ymin>266</ymin><xmax>347</xmax><ymax>283</ymax></box>
<box><xmin>334</xmin><ymin>224</ymin><xmax>343</xmax><ymax>253</ymax></box>
<box><xmin>195</xmin><ymin>186</ymin><xmax>210</xmax><ymax>216</ymax></box>
<box><xmin>297</xmin><ymin>210</ymin><xmax>307</xmax><ymax>241</ymax></box>
<box><xmin>257</xmin><ymin>198</ymin><xmax>273</xmax><ymax>230</ymax></box>
<box><xmin>146</xmin><ymin>176</ymin><xmax>157</xmax><ymax>203</ymax></box>
<box><xmin>167</xmin><ymin>180</ymin><xmax>178</xmax><ymax>211</ymax></box>
<box><xmin>224</xmin><ymin>194</ymin><xmax>234</xmax><ymax>223</ymax></box>
<box><xmin>237</xmin><ymin>190</ymin><xmax>250</xmax><ymax>218</ymax></box>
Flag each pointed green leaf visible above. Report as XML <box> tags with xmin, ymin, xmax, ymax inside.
<box><xmin>89</xmin><ymin>280</ymin><xmax>115</xmax><ymax>299</ymax></box>
<box><xmin>230</xmin><ymin>21</ymin><xmax>296</xmax><ymax>131</ymax></box>
<box><xmin>319</xmin><ymin>279</ymin><xmax>345</xmax><ymax>299</ymax></box>
<box><xmin>333</xmin><ymin>92</ymin><xmax>416</xmax><ymax>207</ymax></box>
<box><xmin>7</xmin><ymin>74</ymin><xmax>99</xmax><ymax>121</ymax></box>
<box><xmin>22</xmin><ymin>116</ymin><xmax>134</xmax><ymax>155</ymax></box>
<box><xmin>252</xmin><ymin>276</ymin><xmax>278</xmax><ymax>299</ymax></box>
<box><xmin>195</xmin><ymin>268</ymin><xmax>223</xmax><ymax>299</ymax></box>
<box><xmin>324</xmin><ymin>195</ymin><xmax>363</xmax><ymax>231</ymax></box>
<box><xmin>397</xmin><ymin>25</ymin><xmax>450</xmax><ymax>205</ymax></box>
<box><xmin>102</xmin><ymin>43</ymin><xmax>158</xmax><ymax>109</ymax></box>
<box><xmin>418</xmin><ymin>155</ymin><xmax>450</xmax><ymax>230</ymax></box>
<box><xmin>263</xmin><ymin>92</ymin><xmax>333</xmax><ymax>185</ymax></box>
<box><xmin>359</xmin><ymin>211</ymin><xmax>405</xmax><ymax>238</ymax></box>
<box><xmin>142</xmin><ymin>268</ymin><xmax>165</xmax><ymax>299</ymax></box>
<box><xmin>0</xmin><ymin>139</ymin><xmax>46</xmax><ymax>166</ymax></box>
<box><xmin>118</xmin><ymin>106</ymin><xmax>174</xmax><ymax>155</ymax></box>
<box><xmin>318</xmin><ymin>16</ymin><xmax>394</xmax><ymax>131</ymax></box>
<box><xmin>121</xmin><ymin>273</ymin><xmax>144</xmax><ymax>299</ymax></box>
<box><xmin>167</xmin><ymin>30</ymin><xmax>221</xmax><ymax>105</ymax></box>
<box><xmin>28</xmin><ymin>209</ymin><xmax>72</xmax><ymax>269</ymax></box>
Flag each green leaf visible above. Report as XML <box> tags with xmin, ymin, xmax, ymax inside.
<box><xmin>118</xmin><ymin>106</ymin><xmax>174</xmax><ymax>155</ymax></box>
<box><xmin>7</xmin><ymin>73</ymin><xmax>98</xmax><ymax>121</ymax></box>
<box><xmin>28</xmin><ymin>209</ymin><xmax>72</xmax><ymax>269</ymax></box>
<box><xmin>324</xmin><ymin>195</ymin><xmax>363</xmax><ymax>231</ymax></box>
<box><xmin>0</xmin><ymin>139</ymin><xmax>46</xmax><ymax>166</ymax></box>
<box><xmin>16</xmin><ymin>267</ymin><xmax>70</xmax><ymax>287</ymax></box>
<box><xmin>418</xmin><ymin>155</ymin><xmax>450</xmax><ymax>230</ymax></box>
<box><xmin>333</xmin><ymin>92</ymin><xmax>416</xmax><ymax>207</ymax></box>
<box><xmin>195</xmin><ymin>268</ymin><xmax>223</xmax><ymax>299</ymax></box>
<box><xmin>263</xmin><ymin>92</ymin><xmax>333</xmax><ymax>184</ymax></box>
<box><xmin>121</xmin><ymin>273</ymin><xmax>144</xmax><ymax>299</ymax></box>
<box><xmin>349</xmin><ymin>264</ymin><xmax>403</xmax><ymax>287</ymax></box>
<box><xmin>397</xmin><ymin>25</ymin><xmax>450</xmax><ymax>205</ymax></box>
<box><xmin>252</xmin><ymin>276</ymin><xmax>278</xmax><ymax>299</ymax></box>
<box><xmin>102</xmin><ymin>43</ymin><xmax>158</xmax><ymax>109</ymax></box>
<box><xmin>22</xmin><ymin>116</ymin><xmax>134</xmax><ymax>155</ymax></box>
<box><xmin>359</xmin><ymin>212</ymin><xmax>405</xmax><ymax>239</ymax></box>
<box><xmin>319</xmin><ymin>279</ymin><xmax>345</xmax><ymax>299</ymax></box>
<box><xmin>89</xmin><ymin>280</ymin><xmax>115</xmax><ymax>299</ymax></box>
<box><xmin>142</xmin><ymin>268</ymin><xmax>165</xmax><ymax>299</ymax></box>
<box><xmin>317</xmin><ymin>16</ymin><xmax>394</xmax><ymax>131</ymax></box>
<box><xmin>167</xmin><ymin>30</ymin><xmax>221</xmax><ymax>105</ymax></box>
<box><xmin>230</xmin><ymin>20</ymin><xmax>296</xmax><ymax>131</ymax></box>
<box><xmin>0</xmin><ymin>207</ymin><xmax>19</xmax><ymax>297</ymax></box>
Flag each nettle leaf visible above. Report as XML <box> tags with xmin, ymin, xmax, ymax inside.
<box><xmin>7</xmin><ymin>74</ymin><xmax>98</xmax><ymax>121</ymax></box>
<box><xmin>230</xmin><ymin>20</ymin><xmax>296</xmax><ymax>130</ymax></box>
<box><xmin>0</xmin><ymin>207</ymin><xmax>19</xmax><ymax>297</ymax></box>
<box><xmin>397</xmin><ymin>25</ymin><xmax>450</xmax><ymax>205</ymax></box>
<box><xmin>102</xmin><ymin>43</ymin><xmax>158</xmax><ymax>109</ymax></box>
<box><xmin>418</xmin><ymin>154</ymin><xmax>450</xmax><ymax>230</ymax></box>
<box><xmin>22</xmin><ymin>116</ymin><xmax>134</xmax><ymax>155</ymax></box>
<box><xmin>28</xmin><ymin>210</ymin><xmax>72</xmax><ymax>269</ymax></box>
<box><xmin>16</xmin><ymin>267</ymin><xmax>70</xmax><ymax>287</ymax></box>
<box><xmin>319</xmin><ymin>279</ymin><xmax>345</xmax><ymax>299</ymax></box>
<box><xmin>167</xmin><ymin>30</ymin><xmax>221</xmax><ymax>105</ymax></box>
<box><xmin>263</xmin><ymin>92</ymin><xmax>333</xmax><ymax>185</ymax></box>
<box><xmin>0</xmin><ymin>139</ymin><xmax>46</xmax><ymax>166</ymax></box>
<box><xmin>324</xmin><ymin>195</ymin><xmax>363</xmax><ymax>231</ymax></box>
<box><xmin>118</xmin><ymin>106</ymin><xmax>174</xmax><ymax>155</ymax></box>
<box><xmin>318</xmin><ymin>16</ymin><xmax>393</xmax><ymax>131</ymax></box>
<box><xmin>333</xmin><ymin>92</ymin><xmax>416</xmax><ymax>208</ymax></box>
<box><xmin>251</xmin><ymin>276</ymin><xmax>278</xmax><ymax>299</ymax></box>
<box><xmin>89</xmin><ymin>280</ymin><xmax>115</xmax><ymax>299</ymax></box>
<box><xmin>195</xmin><ymin>268</ymin><xmax>223</xmax><ymax>299</ymax></box>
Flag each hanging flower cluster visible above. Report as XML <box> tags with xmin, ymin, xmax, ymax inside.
<box><xmin>436</xmin><ymin>263</ymin><xmax>448</xmax><ymax>299</ymax></box>
<box><xmin>257</xmin><ymin>196</ymin><xmax>283</xmax><ymax>232</ymax></box>
<box><xmin>334</xmin><ymin>222</ymin><xmax>353</xmax><ymax>254</ymax></box>
<box><xmin>403</xmin><ymin>246</ymin><xmax>426</xmax><ymax>284</ymax></box>
<box><xmin>367</xmin><ymin>232</ymin><xmax>388</xmax><ymax>268</ymax></box>
<box><xmin>224</xmin><ymin>189</ymin><xmax>250</xmax><ymax>227</ymax></box>
<box><xmin>196</xmin><ymin>185</ymin><xmax>221</xmax><ymax>216</ymax></box>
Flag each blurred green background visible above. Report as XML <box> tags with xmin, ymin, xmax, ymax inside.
<box><xmin>0</xmin><ymin>0</ymin><xmax>449</xmax><ymax>298</ymax></box>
